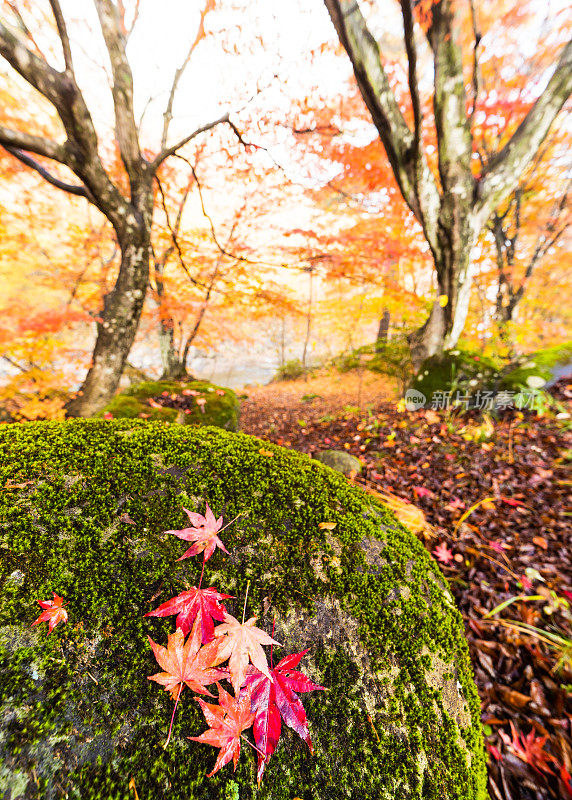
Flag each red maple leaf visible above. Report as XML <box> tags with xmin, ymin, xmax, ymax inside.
<box><xmin>499</xmin><ymin>722</ymin><xmax>556</xmax><ymax>776</ymax></box>
<box><xmin>147</xmin><ymin>619</ymin><xmax>227</xmax><ymax>747</ymax></box>
<box><xmin>32</xmin><ymin>593</ymin><xmax>68</xmax><ymax>634</ymax></box>
<box><xmin>165</xmin><ymin>503</ymin><xmax>230</xmax><ymax>562</ymax></box>
<box><xmin>242</xmin><ymin>649</ymin><xmax>326</xmax><ymax>782</ymax></box>
<box><xmin>500</xmin><ymin>495</ymin><xmax>523</xmax><ymax>507</ymax></box>
<box><xmin>145</xmin><ymin>586</ymin><xmax>234</xmax><ymax>642</ymax></box>
<box><xmin>432</xmin><ymin>542</ymin><xmax>454</xmax><ymax>565</ymax></box>
<box><xmin>189</xmin><ymin>683</ymin><xmax>255</xmax><ymax>777</ymax></box>
<box><xmin>147</xmin><ymin>622</ymin><xmax>226</xmax><ymax>701</ymax></box>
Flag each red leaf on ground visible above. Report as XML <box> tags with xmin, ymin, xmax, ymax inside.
<box><xmin>433</xmin><ymin>542</ymin><xmax>454</xmax><ymax>564</ymax></box>
<box><xmin>242</xmin><ymin>649</ymin><xmax>326</xmax><ymax>782</ymax></box>
<box><xmin>145</xmin><ymin>586</ymin><xmax>233</xmax><ymax>641</ymax></box>
<box><xmin>189</xmin><ymin>683</ymin><xmax>255</xmax><ymax>777</ymax></box>
<box><xmin>32</xmin><ymin>593</ymin><xmax>68</xmax><ymax>634</ymax></box>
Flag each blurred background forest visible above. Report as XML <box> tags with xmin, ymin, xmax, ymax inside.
<box><xmin>0</xmin><ymin>0</ymin><xmax>569</xmax><ymax>422</ymax></box>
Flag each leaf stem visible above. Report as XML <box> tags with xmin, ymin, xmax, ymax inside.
<box><xmin>198</xmin><ymin>558</ymin><xmax>205</xmax><ymax>590</ymax></box>
<box><xmin>240</xmin><ymin>734</ymin><xmax>266</xmax><ymax>759</ymax></box>
<box><xmin>270</xmin><ymin>617</ymin><xmax>276</xmax><ymax>669</ymax></box>
<box><xmin>242</xmin><ymin>580</ymin><xmax>250</xmax><ymax>625</ymax></box>
<box><xmin>219</xmin><ymin>512</ymin><xmax>243</xmax><ymax>533</ymax></box>
<box><xmin>164</xmin><ymin>683</ymin><xmax>183</xmax><ymax>749</ymax></box>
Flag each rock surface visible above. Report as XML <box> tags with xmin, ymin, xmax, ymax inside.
<box><xmin>313</xmin><ymin>449</ymin><xmax>363</xmax><ymax>476</ymax></box>
<box><xmin>0</xmin><ymin>421</ymin><xmax>486</xmax><ymax>799</ymax></box>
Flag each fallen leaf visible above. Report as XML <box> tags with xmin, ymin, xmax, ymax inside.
<box><xmin>433</xmin><ymin>542</ymin><xmax>454</xmax><ymax>565</ymax></box>
<box><xmin>145</xmin><ymin>586</ymin><xmax>234</xmax><ymax>642</ymax></box>
<box><xmin>242</xmin><ymin>649</ymin><xmax>326</xmax><ymax>782</ymax></box>
<box><xmin>147</xmin><ymin>622</ymin><xmax>226</xmax><ymax>701</ymax></box>
<box><xmin>32</xmin><ymin>593</ymin><xmax>68</xmax><ymax>634</ymax></box>
<box><xmin>165</xmin><ymin>504</ymin><xmax>230</xmax><ymax>562</ymax></box>
<box><xmin>189</xmin><ymin>683</ymin><xmax>255</xmax><ymax>777</ymax></box>
<box><xmin>214</xmin><ymin>613</ymin><xmax>281</xmax><ymax>694</ymax></box>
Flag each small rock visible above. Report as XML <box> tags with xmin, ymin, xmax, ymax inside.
<box><xmin>314</xmin><ymin>450</ymin><xmax>362</xmax><ymax>476</ymax></box>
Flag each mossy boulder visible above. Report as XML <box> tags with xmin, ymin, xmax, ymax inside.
<box><xmin>0</xmin><ymin>421</ymin><xmax>486</xmax><ymax>799</ymax></box>
<box><xmin>98</xmin><ymin>380</ymin><xmax>240</xmax><ymax>431</ymax></box>
<box><xmin>411</xmin><ymin>350</ymin><xmax>500</xmax><ymax>408</ymax></box>
<box><xmin>499</xmin><ymin>342</ymin><xmax>572</xmax><ymax>393</ymax></box>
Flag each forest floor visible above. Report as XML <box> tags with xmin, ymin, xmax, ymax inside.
<box><xmin>241</xmin><ymin>369</ymin><xmax>572</xmax><ymax>800</ymax></box>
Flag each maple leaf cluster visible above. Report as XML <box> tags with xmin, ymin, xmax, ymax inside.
<box><xmin>145</xmin><ymin>502</ymin><xmax>326</xmax><ymax>781</ymax></box>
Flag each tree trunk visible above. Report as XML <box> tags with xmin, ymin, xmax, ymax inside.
<box><xmin>375</xmin><ymin>308</ymin><xmax>390</xmax><ymax>352</ymax></box>
<box><xmin>158</xmin><ymin>321</ymin><xmax>189</xmax><ymax>380</ymax></box>
<box><xmin>409</xmin><ymin>224</ymin><xmax>475</xmax><ymax>369</ymax></box>
<box><xmin>66</xmin><ymin>224</ymin><xmax>150</xmax><ymax>417</ymax></box>
<box><xmin>322</xmin><ymin>0</ymin><xmax>572</xmax><ymax>371</ymax></box>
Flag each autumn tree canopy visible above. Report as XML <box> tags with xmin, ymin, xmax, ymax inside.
<box><xmin>322</xmin><ymin>0</ymin><xmax>572</xmax><ymax>365</ymax></box>
<box><xmin>0</xmin><ymin>0</ymin><xmax>247</xmax><ymax>415</ymax></box>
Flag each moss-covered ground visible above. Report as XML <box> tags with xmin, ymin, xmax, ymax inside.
<box><xmin>98</xmin><ymin>380</ymin><xmax>240</xmax><ymax>431</ymax></box>
<box><xmin>0</xmin><ymin>420</ymin><xmax>486</xmax><ymax>799</ymax></box>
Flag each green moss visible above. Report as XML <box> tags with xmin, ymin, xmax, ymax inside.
<box><xmin>97</xmin><ymin>380</ymin><xmax>240</xmax><ymax>431</ymax></box>
<box><xmin>0</xmin><ymin>421</ymin><xmax>486</xmax><ymax>799</ymax></box>
<box><xmin>500</xmin><ymin>341</ymin><xmax>572</xmax><ymax>392</ymax></box>
<box><xmin>412</xmin><ymin>349</ymin><xmax>499</xmax><ymax>404</ymax></box>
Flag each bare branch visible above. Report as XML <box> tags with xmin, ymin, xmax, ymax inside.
<box><xmin>154</xmin><ymin>174</ymin><xmax>200</xmax><ymax>287</ymax></box>
<box><xmin>117</xmin><ymin>0</ymin><xmax>141</xmax><ymax>39</ymax></box>
<box><xmin>161</xmin><ymin>0</ymin><xmax>215</xmax><ymax>150</ymax></box>
<box><xmin>1</xmin><ymin>145</ymin><xmax>89</xmax><ymax>197</ymax></box>
<box><xmin>6</xmin><ymin>1</ymin><xmax>46</xmax><ymax>57</ymax></box>
<box><xmin>49</xmin><ymin>0</ymin><xmax>74</xmax><ymax>74</ymax></box>
<box><xmin>182</xmin><ymin>218</ymin><xmax>239</xmax><ymax>364</ymax></box>
<box><xmin>153</xmin><ymin>112</ymin><xmax>230</xmax><ymax>168</ymax></box>
<box><xmin>0</xmin><ymin>125</ymin><xmax>68</xmax><ymax>163</ymax></box>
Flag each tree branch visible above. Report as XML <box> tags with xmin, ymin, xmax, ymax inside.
<box><xmin>154</xmin><ymin>175</ymin><xmax>200</xmax><ymax>287</ymax></box>
<box><xmin>0</xmin><ymin>125</ymin><xmax>68</xmax><ymax>163</ymax></box>
<box><xmin>153</xmin><ymin>112</ymin><xmax>230</xmax><ymax>167</ymax></box>
<box><xmin>468</xmin><ymin>0</ymin><xmax>481</xmax><ymax>127</ymax></box>
<box><xmin>6</xmin><ymin>1</ymin><xmax>46</xmax><ymax>57</ymax></box>
<box><xmin>399</xmin><ymin>0</ymin><xmax>423</xmax><ymax>222</ymax></box>
<box><xmin>475</xmin><ymin>38</ymin><xmax>572</xmax><ymax>230</ymax></box>
<box><xmin>160</xmin><ymin>0</ymin><xmax>214</xmax><ymax>150</ymax></box>
<box><xmin>0</xmin><ymin>17</ymin><xmax>72</xmax><ymax>108</ymax></box>
<box><xmin>1</xmin><ymin>145</ymin><xmax>89</xmax><ymax>197</ymax></box>
<box><xmin>94</xmin><ymin>0</ymin><xmax>141</xmax><ymax>186</ymax></box>
<box><xmin>117</xmin><ymin>0</ymin><xmax>141</xmax><ymax>39</ymax></box>
<box><xmin>49</xmin><ymin>0</ymin><xmax>74</xmax><ymax>75</ymax></box>
<box><xmin>323</xmin><ymin>0</ymin><xmax>440</xmax><ymax>250</ymax></box>
<box><xmin>0</xmin><ymin>14</ymin><xmax>125</xmax><ymax>219</ymax></box>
